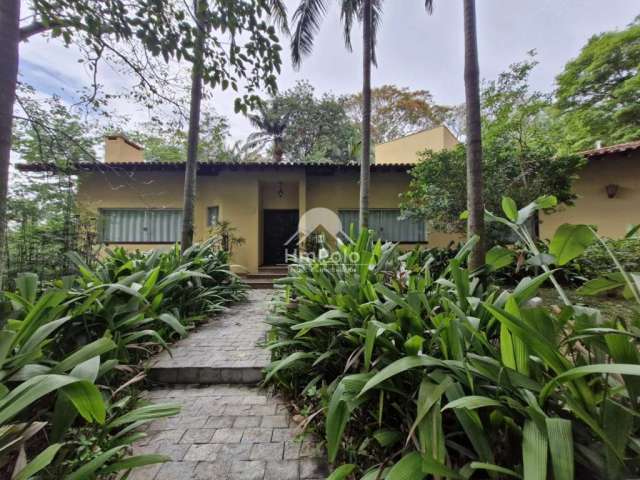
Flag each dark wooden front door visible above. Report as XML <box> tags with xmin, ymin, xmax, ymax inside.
<box><xmin>263</xmin><ymin>209</ymin><xmax>299</xmax><ymax>265</ymax></box>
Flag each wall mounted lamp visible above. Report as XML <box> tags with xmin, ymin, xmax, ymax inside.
<box><xmin>277</xmin><ymin>181</ymin><xmax>284</xmax><ymax>198</ymax></box>
<box><xmin>605</xmin><ymin>184</ymin><xmax>619</xmax><ymax>199</ymax></box>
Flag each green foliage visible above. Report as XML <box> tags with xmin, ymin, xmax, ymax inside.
<box><xmin>266</xmin><ymin>213</ymin><xmax>640</xmax><ymax>478</ymax></box>
<box><xmin>341</xmin><ymin>85</ymin><xmax>452</xmax><ymax>145</ymax></box>
<box><xmin>0</xmin><ymin>238</ymin><xmax>245</xmax><ymax>477</ymax></box>
<box><xmin>401</xmin><ymin>55</ymin><xmax>584</xmax><ymax>235</ymax></box>
<box><xmin>248</xmin><ymin>81</ymin><xmax>360</xmax><ymax>163</ymax></box>
<box><xmin>128</xmin><ymin>112</ymin><xmax>254</xmax><ymax>163</ymax></box>
<box><xmin>555</xmin><ymin>17</ymin><xmax>640</xmax><ymax>150</ymax></box>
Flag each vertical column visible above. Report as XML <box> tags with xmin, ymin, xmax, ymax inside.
<box><xmin>298</xmin><ymin>174</ymin><xmax>307</xmax><ymax>254</ymax></box>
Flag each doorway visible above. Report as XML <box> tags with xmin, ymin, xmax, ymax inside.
<box><xmin>262</xmin><ymin>209</ymin><xmax>299</xmax><ymax>265</ymax></box>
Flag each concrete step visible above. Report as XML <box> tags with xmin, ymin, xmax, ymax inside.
<box><xmin>246</xmin><ymin>272</ymin><xmax>287</xmax><ymax>280</ymax></box>
<box><xmin>244</xmin><ymin>278</ymin><xmax>275</xmax><ymax>289</ymax></box>
<box><xmin>258</xmin><ymin>265</ymin><xmax>289</xmax><ymax>275</ymax></box>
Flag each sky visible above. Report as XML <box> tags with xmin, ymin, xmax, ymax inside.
<box><xmin>17</xmin><ymin>0</ymin><xmax>640</xmax><ymax>145</ymax></box>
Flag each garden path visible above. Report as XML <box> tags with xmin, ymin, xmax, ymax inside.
<box><xmin>130</xmin><ymin>290</ymin><xmax>327</xmax><ymax>480</ymax></box>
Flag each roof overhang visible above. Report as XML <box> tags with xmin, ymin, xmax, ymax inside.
<box><xmin>16</xmin><ymin>161</ymin><xmax>416</xmax><ymax>174</ymax></box>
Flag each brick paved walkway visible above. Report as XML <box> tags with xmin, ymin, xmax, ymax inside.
<box><xmin>131</xmin><ymin>290</ymin><xmax>328</xmax><ymax>480</ymax></box>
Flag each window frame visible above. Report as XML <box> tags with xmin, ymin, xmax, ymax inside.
<box><xmin>98</xmin><ymin>208</ymin><xmax>183</xmax><ymax>244</ymax></box>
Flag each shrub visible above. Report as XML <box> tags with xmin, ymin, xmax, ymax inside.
<box><xmin>0</xmin><ymin>239</ymin><xmax>246</xmax><ymax>478</ymax></box>
<box><xmin>266</xmin><ymin>197</ymin><xmax>640</xmax><ymax>479</ymax></box>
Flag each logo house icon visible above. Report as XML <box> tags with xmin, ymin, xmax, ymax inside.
<box><xmin>283</xmin><ymin>208</ymin><xmax>350</xmax><ymax>258</ymax></box>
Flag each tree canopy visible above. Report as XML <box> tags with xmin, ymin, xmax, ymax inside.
<box><xmin>342</xmin><ymin>85</ymin><xmax>452</xmax><ymax>144</ymax></box>
<box><xmin>555</xmin><ymin>17</ymin><xmax>640</xmax><ymax>150</ymax></box>
<box><xmin>247</xmin><ymin>81</ymin><xmax>359</xmax><ymax>163</ymax></box>
<box><xmin>401</xmin><ymin>56</ymin><xmax>584</xmax><ymax>238</ymax></box>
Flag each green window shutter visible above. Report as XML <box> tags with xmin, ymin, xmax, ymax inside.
<box><xmin>338</xmin><ymin>209</ymin><xmax>426</xmax><ymax>242</ymax></box>
<box><xmin>100</xmin><ymin>209</ymin><xmax>182</xmax><ymax>243</ymax></box>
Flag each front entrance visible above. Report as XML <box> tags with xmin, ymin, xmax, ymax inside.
<box><xmin>263</xmin><ymin>209</ymin><xmax>299</xmax><ymax>265</ymax></box>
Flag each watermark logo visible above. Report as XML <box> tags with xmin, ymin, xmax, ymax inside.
<box><xmin>283</xmin><ymin>208</ymin><xmax>356</xmax><ymax>264</ymax></box>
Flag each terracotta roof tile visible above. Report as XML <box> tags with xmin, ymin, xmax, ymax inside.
<box><xmin>581</xmin><ymin>140</ymin><xmax>640</xmax><ymax>158</ymax></box>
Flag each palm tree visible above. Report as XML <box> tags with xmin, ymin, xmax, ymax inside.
<box><xmin>292</xmin><ymin>0</ymin><xmax>433</xmax><ymax>230</ymax></box>
<box><xmin>462</xmin><ymin>0</ymin><xmax>485</xmax><ymax>270</ymax></box>
<box><xmin>0</xmin><ymin>0</ymin><xmax>20</xmax><ymax>288</ymax></box>
<box><xmin>246</xmin><ymin>101</ymin><xmax>291</xmax><ymax>163</ymax></box>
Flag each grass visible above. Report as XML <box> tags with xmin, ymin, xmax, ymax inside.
<box><xmin>538</xmin><ymin>287</ymin><xmax>637</xmax><ymax>320</ymax></box>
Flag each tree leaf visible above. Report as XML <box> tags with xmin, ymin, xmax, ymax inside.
<box><xmin>546</xmin><ymin>418</ymin><xmax>574</xmax><ymax>480</ymax></box>
<box><xmin>549</xmin><ymin>224</ymin><xmax>595</xmax><ymax>265</ymax></box>
<box><xmin>387</xmin><ymin>452</ymin><xmax>424</xmax><ymax>480</ymax></box>
<box><xmin>523</xmin><ymin>420</ymin><xmax>548</xmax><ymax>480</ymax></box>
<box><xmin>442</xmin><ymin>395</ymin><xmax>502</xmax><ymax>411</ymax></box>
<box><xmin>359</xmin><ymin>356</ymin><xmax>444</xmax><ymax>396</ymax></box>
<box><xmin>327</xmin><ymin>464</ymin><xmax>357</xmax><ymax>480</ymax></box>
<box><xmin>502</xmin><ymin>197</ymin><xmax>518</xmax><ymax>222</ymax></box>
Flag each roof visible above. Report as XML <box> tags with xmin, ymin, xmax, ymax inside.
<box><xmin>16</xmin><ymin>160</ymin><xmax>416</xmax><ymax>173</ymax></box>
<box><xmin>582</xmin><ymin>140</ymin><xmax>640</xmax><ymax>158</ymax></box>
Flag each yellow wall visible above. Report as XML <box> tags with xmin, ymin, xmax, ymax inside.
<box><xmin>374</xmin><ymin>126</ymin><xmax>459</xmax><ymax>165</ymax></box>
<box><xmin>306</xmin><ymin>170</ymin><xmax>459</xmax><ymax>248</ymax></box>
<box><xmin>540</xmin><ymin>154</ymin><xmax>640</xmax><ymax>239</ymax></box>
<box><xmin>104</xmin><ymin>136</ymin><xmax>144</xmax><ymax>163</ymax></box>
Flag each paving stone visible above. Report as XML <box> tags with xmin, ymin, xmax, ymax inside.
<box><xmin>241</xmin><ymin>427</ymin><xmax>274</xmax><ymax>444</ymax></box>
<box><xmin>261</xmin><ymin>415</ymin><xmax>289</xmax><ymax>428</ymax></box>
<box><xmin>193</xmin><ymin>461</ymin><xmax>231</xmax><ymax>479</ymax></box>
<box><xmin>249</xmin><ymin>442</ymin><xmax>284</xmax><ymax>461</ymax></box>
<box><xmin>155</xmin><ymin>461</ymin><xmax>197</xmax><ymax>479</ymax></box>
<box><xmin>184</xmin><ymin>443</ymin><xmax>222</xmax><ymax>461</ymax></box>
<box><xmin>229</xmin><ymin>460</ymin><xmax>266</xmax><ymax>480</ymax></box>
<box><xmin>205</xmin><ymin>416</ymin><xmax>235</xmax><ymax>428</ymax></box>
<box><xmin>180</xmin><ymin>428</ymin><xmax>216</xmax><ymax>444</ymax></box>
<box><xmin>234</xmin><ymin>415</ymin><xmax>262</xmax><ymax>428</ymax></box>
<box><xmin>130</xmin><ymin>290</ymin><xmax>328</xmax><ymax>480</ymax></box>
<box><xmin>265</xmin><ymin>460</ymin><xmax>300</xmax><ymax>480</ymax></box>
<box><xmin>211</xmin><ymin>428</ymin><xmax>244</xmax><ymax>443</ymax></box>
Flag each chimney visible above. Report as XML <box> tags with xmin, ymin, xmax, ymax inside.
<box><xmin>595</xmin><ymin>140</ymin><xmax>603</xmax><ymax>149</ymax></box>
<box><xmin>104</xmin><ymin>134</ymin><xmax>144</xmax><ymax>163</ymax></box>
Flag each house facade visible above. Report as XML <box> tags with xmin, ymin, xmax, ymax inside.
<box><xmin>23</xmin><ymin>127</ymin><xmax>459</xmax><ymax>274</ymax></box>
<box><xmin>18</xmin><ymin>130</ymin><xmax>638</xmax><ymax>274</ymax></box>
<box><xmin>540</xmin><ymin>141</ymin><xmax>640</xmax><ymax>239</ymax></box>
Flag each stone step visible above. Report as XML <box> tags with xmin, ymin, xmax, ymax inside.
<box><xmin>246</xmin><ymin>272</ymin><xmax>287</xmax><ymax>280</ymax></box>
<box><xmin>244</xmin><ymin>278</ymin><xmax>276</xmax><ymax>290</ymax></box>
<box><xmin>148</xmin><ymin>290</ymin><xmax>271</xmax><ymax>386</ymax></box>
<box><xmin>258</xmin><ymin>265</ymin><xmax>289</xmax><ymax>275</ymax></box>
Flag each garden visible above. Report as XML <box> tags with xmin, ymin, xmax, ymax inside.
<box><xmin>0</xmin><ymin>239</ymin><xmax>246</xmax><ymax>478</ymax></box>
<box><xmin>265</xmin><ymin>196</ymin><xmax>640</xmax><ymax>480</ymax></box>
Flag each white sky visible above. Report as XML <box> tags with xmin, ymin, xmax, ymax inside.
<box><xmin>17</xmin><ymin>0</ymin><xmax>640</xmax><ymax>145</ymax></box>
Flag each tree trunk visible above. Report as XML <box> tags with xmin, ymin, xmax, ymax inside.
<box><xmin>181</xmin><ymin>0</ymin><xmax>206</xmax><ymax>252</ymax></box>
<box><xmin>463</xmin><ymin>0</ymin><xmax>485</xmax><ymax>270</ymax></box>
<box><xmin>358</xmin><ymin>0</ymin><xmax>372</xmax><ymax>231</ymax></box>
<box><xmin>0</xmin><ymin>0</ymin><xmax>20</xmax><ymax>289</ymax></box>
<box><xmin>273</xmin><ymin>136</ymin><xmax>284</xmax><ymax>163</ymax></box>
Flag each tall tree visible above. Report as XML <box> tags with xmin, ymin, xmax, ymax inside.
<box><xmin>291</xmin><ymin>0</ymin><xmax>381</xmax><ymax>229</ymax></box>
<box><xmin>359</xmin><ymin>0</ymin><xmax>372</xmax><ymax>229</ymax></box>
<box><xmin>181</xmin><ymin>0</ymin><xmax>207</xmax><ymax>251</ymax></box>
<box><xmin>462</xmin><ymin>0</ymin><xmax>485</xmax><ymax>270</ymax></box>
<box><xmin>0</xmin><ymin>0</ymin><xmax>20</xmax><ymax>288</ymax></box>
<box><xmin>342</xmin><ymin>85</ymin><xmax>451</xmax><ymax>144</ymax></box>
<box><xmin>555</xmin><ymin>16</ymin><xmax>640</xmax><ymax>150</ymax></box>
<box><xmin>247</xmin><ymin>102</ymin><xmax>290</xmax><ymax>163</ymax></box>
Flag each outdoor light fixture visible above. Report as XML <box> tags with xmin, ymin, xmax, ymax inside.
<box><xmin>277</xmin><ymin>182</ymin><xmax>284</xmax><ymax>198</ymax></box>
<box><xmin>605</xmin><ymin>184</ymin><xmax>619</xmax><ymax>198</ymax></box>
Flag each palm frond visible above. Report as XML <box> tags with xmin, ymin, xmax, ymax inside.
<box><xmin>340</xmin><ymin>0</ymin><xmax>358</xmax><ymax>52</ymax></box>
<box><xmin>425</xmin><ymin>0</ymin><xmax>434</xmax><ymax>14</ymax></box>
<box><xmin>291</xmin><ymin>0</ymin><xmax>327</xmax><ymax>68</ymax></box>
<box><xmin>267</xmin><ymin>0</ymin><xmax>290</xmax><ymax>35</ymax></box>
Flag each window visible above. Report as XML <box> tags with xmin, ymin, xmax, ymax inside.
<box><xmin>100</xmin><ymin>209</ymin><xmax>183</xmax><ymax>243</ymax></box>
<box><xmin>207</xmin><ymin>206</ymin><xmax>219</xmax><ymax>227</ymax></box>
<box><xmin>338</xmin><ymin>209</ymin><xmax>426</xmax><ymax>242</ymax></box>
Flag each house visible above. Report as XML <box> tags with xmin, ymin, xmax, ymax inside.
<box><xmin>18</xmin><ymin>127</ymin><xmax>459</xmax><ymax>274</ymax></box>
<box><xmin>540</xmin><ymin>140</ymin><xmax>640</xmax><ymax>239</ymax></box>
